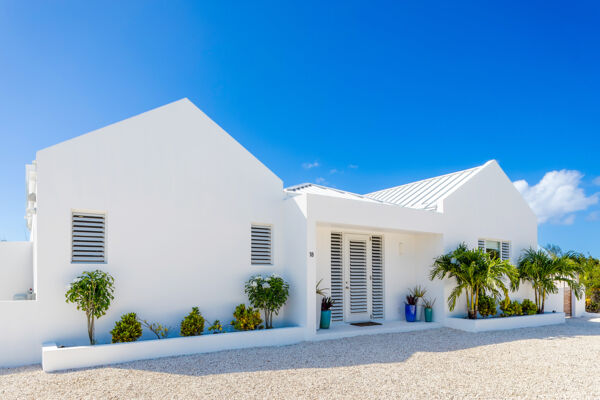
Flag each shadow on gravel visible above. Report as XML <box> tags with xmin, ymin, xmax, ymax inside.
<box><xmin>102</xmin><ymin>317</ymin><xmax>600</xmax><ymax>378</ymax></box>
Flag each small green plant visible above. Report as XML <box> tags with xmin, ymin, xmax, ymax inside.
<box><xmin>422</xmin><ymin>297</ymin><xmax>436</xmax><ymax>309</ymax></box>
<box><xmin>245</xmin><ymin>274</ymin><xmax>290</xmax><ymax>329</ymax></box>
<box><xmin>478</xmin><ymin>294</ymin><xmax>497</xmax><ymax>318</ymax></box>
<box><xmin>208</xmin><ymin>320</ymin><xmax>223</xmax><ymax>334</ymax></box>
<box><xmin>65</xmin><ymin>269</ymin><xmax>115</xmax><ymax>345</ymax></box>
<box><xmin>231</xmin><ymin>304</ymin><xmax>263</xmax><ymax>331</ymax></box>
<box><xmin>180</xmin><ymin>307</ymin><xmax>205</xmax><ymax>336</ymax></box>
<box><xmin>316</xmin><ymin>278</ymin><xmax>329</xmax><ymax>297</ymax></box>
<box><xmin>110</xmin><ymin>312</ymin><xmax>142</xmax><ymax>343</ymax></box>
<box><xmin>521</xmin><ymin>299</ymin><xmax>537</xmax><ymax>315</ymax></box>
<box><xmin>410</xmin><ymin>285</ymin><xmax>427</xmax><ymax>301</ymax></box>
<box><xmin>500</xmin><ymin>299</ymin><xmax>522</xmax><ymax>317</ymax></box>
<box><xmin>141</xmin><ymin>320</ymin><xmax>171</xmax><ymax>339</ymax></box>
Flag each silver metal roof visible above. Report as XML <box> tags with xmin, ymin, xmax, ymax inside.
<box><xmin>364</xmin><ymin>162</ymin><xmax>489</xmax><ymax>210</ymax></box>
<box><xmin>285</xmin><ymin>183</ymin><xmax>387</xmax><ymax>204</ymax></box>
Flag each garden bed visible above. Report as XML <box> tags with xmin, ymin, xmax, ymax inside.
<box><xmin>42</xmin><ymin>326</ymin><xmax>304</xmax><ymax>372</ymax></box>
<box><xmin>444</xmin><ymin>312</ymin><xmax>565</xmax><ymax>333</ymax></box>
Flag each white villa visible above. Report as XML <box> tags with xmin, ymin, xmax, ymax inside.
<box><xmin>0</xmin><ymin>99</ymin><xmax>584</xmax><ymax>369</ymax></box>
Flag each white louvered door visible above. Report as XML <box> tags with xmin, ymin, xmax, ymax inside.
<box><xmin>344</xmin><ymin>234</ymin><xmax>371</xmax><ymax>322</ymax></box>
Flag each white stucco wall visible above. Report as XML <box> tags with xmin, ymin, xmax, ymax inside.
<box><xmin>0</xmin><ymin>241</ymin><xmax>33</xmax><ymax>300</ymax></box>
<box><xmin>0</xmin><ymin>99</ymin><xmax>298</xmax><ymax>367</ymax></box>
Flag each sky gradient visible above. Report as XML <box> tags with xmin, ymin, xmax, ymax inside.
<box><xmin>1</xmin><ymin>1</ymin><xmax>599</xmax><ymax>255</ymax></box>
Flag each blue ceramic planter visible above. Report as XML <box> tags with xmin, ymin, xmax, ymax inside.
<box><xmin>320</xmin><ymin>310</ymin><xmax>332</xmax><ymax>329</ymax></box>
<box><xmin>405</xmin><ymin>304</ymin><xmax>417</xmax><ymax>322</ymax></box>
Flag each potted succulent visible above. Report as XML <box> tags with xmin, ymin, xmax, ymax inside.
<box><xmin>422</xmin><ymin>297</ymin><xmax>436</xmax><ymax>322</ymax></box>
<box><xmin>405</xmin><ymin>294</ymin><xmax>417</xmax><ymax>322</ymax></box>
<box><xmin>320</xmin><ymin>297</ymin><xmax>334</xmax><ymax>329</ymax></box>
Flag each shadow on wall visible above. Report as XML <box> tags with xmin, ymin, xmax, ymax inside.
<box><xmin>9</xmin><ymin>316</ymin><xmax>598</xmax><ymax>377</ymax></box>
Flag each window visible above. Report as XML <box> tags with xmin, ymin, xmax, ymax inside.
<box><xmin>251</xmin><ymin>225</ymin><xmax>272</xmax><ymax>265</ymax></box>
<box><xmin>72</xmin><ymin>212</ymin><xmax>106</xmax><ymax>263</ymax></box>
<box><xmin>478</xmin><ymin>239</ymin><xmax>510</xmax><ymax>261</ymax></box>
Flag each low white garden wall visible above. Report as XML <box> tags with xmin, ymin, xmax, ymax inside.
<box><xmin>42</xmin><ymin>326</ymin><xmax>304</xmax><ymax>372</ymax></box>
<box><xmin>444</xmin><ymin>312</ymin><xmax>565</xmax><ymax>333</ymax></box>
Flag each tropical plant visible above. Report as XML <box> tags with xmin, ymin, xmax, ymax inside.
<box><xmin>180</xmin><ymin>307</ymin><xmax>205</xmax><ymax>336</ymax></box>
<box><xmin>430</xmin><ymin>243</ymin><xmax>519</xmax><ymax>319</ymax></box>
<box><xmin>245</xmin><ymin>274</ymin><xmax>289</xmax><ymax>329</ymax></box>
<box><xmin>141</xmin><ymin>320</ymin><xmax>171</xmax><ymax>339</ymax></box>
<box><xmin>110</xmin><ymin>312</ymin><xmax>142</xmax><ymax>343</ymax></box>
<box><xmin>410</xmin><ymin>285</ymin><xmax>427</xmax><ymax>303</ymax></box>
<box><xmin>316</xmin><ymin>278</ymin><xmax>329</xmax><ymax>297</ymax></box>
<box><xmin>422</xmin><ymin>297</ymin><xmax>436</xmax><ymax>309</ymax></box>
<box><xmin>65</xmin><ymin>269</ymin><xmax>115</xmax><ymax>345</ymax></box>
<box><xmin>521</xmin><ymin>299</ymin><xmax>537</xmax><ymax>315</ymax></box>
<box><xmin>208</xmin><ymin>320</ymin><xmax>223</xmax><ymax>334</ymax></box>
<box><xmin>518</xmin><ymin>247</ymin><xmax>585</xmax><ymax>313</ymax></box>
<box><xmin>500</xmin><ymin>298</ymin><xmax>522</xmax><ymax>317</ymax></box>
<box><xmin>321</xmin><ymin>297</ymin><xmax>334</xmax><ymax>311</ymax></box>
<box><xmin>231</xmin><ymin>303</ymin><xmax>263</xmax><ymax>331</ymax></box>
<box><xmin>405</xmin><ymin>294</ymin><xmax>418</xmax><ymax>306</ymax></box>
<box><xmin>477</xmin><ymin>293</ymin><xmax>497</xmax><ymax>318</ymax></box>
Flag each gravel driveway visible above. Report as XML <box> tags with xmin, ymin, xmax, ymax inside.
<box><xmin>1</xmin><ymin>316</ymin><xmax>599</xmax><ymax>400</ymax></box>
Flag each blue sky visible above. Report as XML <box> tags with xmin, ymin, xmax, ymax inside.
<box><xmin>1</xmin><ymin>1</ymin><xmax>599</xmax><ymax>255</ymax></box>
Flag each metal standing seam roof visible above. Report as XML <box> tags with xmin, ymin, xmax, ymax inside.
<box><xmin>285</xmin><ymin>183</ymin><xmax>387</xmax><ymax>204</ymax></box>
<box><xmin>364</xmin><ymin>163</ymin><xmax>488</xmax><ymax>211</ymax></box>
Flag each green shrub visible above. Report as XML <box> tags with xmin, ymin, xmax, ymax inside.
<box><xmin>245</xmin><ymin>274</ymin><xmax>289</xmax><ymax>329</ymax></box>
<box><xmin>180</xmin><ymin>307</ymin><xmax>205</xmax><ymax>336</ymax></box>
<box><xmin>141</xmin><ymin>320</ymin><xmax>171</xmax><ymax>339</ymax></box>
<box><xmin>478</xmin><ymin>294</ymin><xmax>497</xmax><ymax>318</ymax></box>
<box><xmin>110</xmin><ymin>312</ymin><xmax>142</xmax><ymax>343</ymax></box>
<box><xmin>521</xmin><ymin>299</ymin><xmax>537</xmax><ymax>315</ymax></box>
<box><xmin>500</xmin><ymin>299</ymin><xmax>522</xmax><ymax>317</ymax></box>
<box><xmin>208</xmin><ymin>320</ymin><xmax>223</xmax><ymax>334</ymax></box>
<box><xmin>231</xmin><ymin>304</ymin><xmax>263</xmax><ymax>331</ymax></box>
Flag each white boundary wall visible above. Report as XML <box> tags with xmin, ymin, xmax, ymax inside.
<box><xmin>444</xmin><ymin>312</ymin><xmax>565</xmax><ymax>332</ymax></box>
<box><xmin>43</xmin><ymin>327</ymin><xmax>304</xmax><ymax>372</ymax></box>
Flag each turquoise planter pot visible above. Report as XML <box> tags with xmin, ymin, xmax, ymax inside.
<box><xmin>424</xmin><ymin>307</ymin><xmax>433</xmax><ymax>322</ymax></box>
<box><xmin>320</xmin><ymin>310</ymin><xmax>331</xmax><ymax>329</ymax></box>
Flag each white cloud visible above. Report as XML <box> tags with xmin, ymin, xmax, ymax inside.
<box><xmin>587</xmin><ymin>211</ymin><xmax>599</xmax><ymax>221</ymax></box>
<box><xmin>348</xmin><ymin>164</ymin><xmax>358</xmax><ymax>169</ymax></box>
<box><xmin>302</xmin><ymin>161</ymin><xmax>319</xmax><ymax>169</ymax></box>
<box><xmin>514</xmin><ymin>170</ymin><xmax>599</xmax><ymax>224</ymax></box>
<box><xmin>315</xmin><ymin>177</ymin><xmax>327</xmax><ymax>184</ymax></box>
<box><xmin>329</xmin><ymin>169</ymin><xmax>339</xmax><ymax>174</ymax></box>
<box><xmin>593</xmin><ymin>177</ymin><xmax>600</xmax><ymax>186</ymax></box>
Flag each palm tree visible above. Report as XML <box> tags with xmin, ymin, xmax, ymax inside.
<box><xmin>518</xmin><ymin>247</ymin><xmax>584</xmax><ymax>313</ymax></box>
<box><xmin>430</xmin><ymin>243</ymin><xmax>518</xmax><ymax>319</ymax></box>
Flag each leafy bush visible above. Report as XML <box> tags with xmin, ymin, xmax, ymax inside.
<box><xmin>321</xmin><ymin>297</ymin><xmax>334</xmax><ymax>311</ymax></box>
<box><xmin>208</xmin><ymin>320</ymin><xmax>223</xmax><ymax>334</ymax></box>
<box><xmin>231</xmin><ymin>304</ymin><xmax>263</xmax><ymax>331</ymax></box>
<box><xmin>478</xmin><ymin>294</ymin><xmax>497</xmax><ymax>318</ymax></box>
<box><xmin>110</xmin><ymin>313</ymin><xmax>142</xmax><ymax>343</ymax></box>
<box><xmin>65</xmin><ymin>270</ymin><xmax>115</xmax><ymax>345</ymax></box>
<box><xmin>245</xmin><ymin>274</ymin><xmax>289</xmax><ymax>329</ymax></box>
<box><xmin>586</xmin><ymin>301</ymin><xmax>599</xmax><ymax>313</ymax></box>
<box><xmin>521</xmin><ymin>299</ymin><xmax>537</xmax><ymax>315</ymax></box>
<box><xmin>180</xmin><ymin>307</ymin><xmax>205</xmax><ymax>336</ymax></box>
<box><xmin>500</xmin><ymin>299</ymin><xmax>522</xmax><ymax>317</ymax></box>
<box><xmin>141</xmin><ymin>320</ymin><xmax>171</xmax><ymax>339</ymax></box>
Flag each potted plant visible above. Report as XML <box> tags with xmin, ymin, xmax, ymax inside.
<box><xmin>405</xmin><ymin>294</ymin><xmax>417</xmax><ymax>322</ymax></box>
<box><xmin>320</xmin><ymin>297</ymin><xmax>334</xmax><ymax>329</ymax></box>
<box><xmin>316</xmin><ymin>279</ymin><xmax>328</xmax><ymax>329</ymax></box>
<box><xmin>411</xmin><ymin>285</ymin><xmax>427</xmax><ymax>321</ymax></box>
<box><xmin>422</xmin><ymin>297</ymin><xmax>436</xmax><ymax>322</ymax></box>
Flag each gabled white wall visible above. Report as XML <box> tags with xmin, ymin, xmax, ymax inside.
<box><xmin>440</xmin><ymin>161</ymin><xmax>539</xmax><ymax>316</ymax></box>
<box><xmin>1</xmin><ymin>99</ymin><xmax>296</xmax><ymax>366</ymax></box>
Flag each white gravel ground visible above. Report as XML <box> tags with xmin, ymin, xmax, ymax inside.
<box><xmin>1</xmin><ymin>317</ymin><xmax>599</xmax><ymax>400</ymax></box>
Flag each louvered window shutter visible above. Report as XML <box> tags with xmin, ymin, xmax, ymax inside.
<box><xmin>72</xmin><ymin>212</ymin><xmax>106</xmax><ymax>263</ymax></box>
<box><xmin>371</xmin><ymin>236</ymin><xmax>384</xmax><ymax>319</ymax></box>
<box><xmin>501</xmin><ymin>241</ymin><xmax>511</xmax><ymax>261</ymax></box>
<box><xmin>330</xmin><ymin>232</ymin><xmax>344</xmax><ymax>321</ymax></box>
<box><xmin>251</xmin><ymin>225</ymin><xmax>272</xmax><ymax>265</ymax></box>
<box><xmin>349</xmin><ymin>240</ymin><xmax>368</xmax><ymax>314</ymax></box>
<box><xmin>478</xmin><ymin>239</ymin><xmax>485</xmax><ymax>251</ymax></box>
